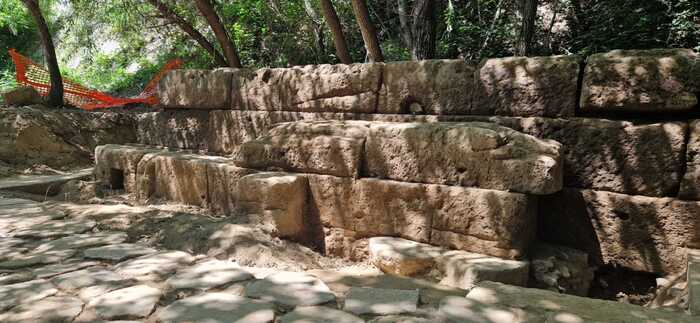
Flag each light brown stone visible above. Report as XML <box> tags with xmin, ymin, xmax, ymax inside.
<box><xmin>581</xmin><ymin>48</ymin><xmax>699</xmax><ymax>112</ymax></box>
<box><xmin>136</xmin><ymin>110</ymin><xmax>210</xmax><ymax>151</ymax></box>
<box><xmin>365</xmin><ymin>122</ymin><xmax>563</xmax><ymax>195</ymax></box>
<box><xmin>474</xmin><ymin>55</ymin><xmax>580</xmax><ymax>117</ymax></box>
<box><xmin>540</xmin><ymin>188</ymin><xmax>700</xmax><ymax>273</ymax></box>
<box><xmin>158</xmin><ymin>69</ymin><xmax>233</xmax><ymax>109</ymax></box>
<box><xmin>369</xmin><ymin>237</ymin><xmax>441</xmax><ymax>277</ymax></box>
<box><xmin>206</xmin><ymin>162</ymin><xmax>257</xmax><ymax>214</ymax></box>
<box><xmin>680</xmin><ymin>119</ymin><xmax>700</xmax><ymax>200</ymax></box>
<box><xmin>377</xmin><ymin>59</ymin><xmax>476</xmax><ymax>114</ymax></box>
<box><xmin>95</xmin><ymin>144</ymin><xmax>164</xmax><ymax>192</ymax></box>
<box><xmin>1</xmin><ymin>86</ymin><xmax>43</xmax><ymax>106</ymax></box>
<box><xmin>151</xmin><ymin>152</ymin><xmax>230</xmax><ymax>207</ymax></box>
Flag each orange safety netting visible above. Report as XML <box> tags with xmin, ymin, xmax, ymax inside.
<box><xmin>9</xmin><ymin>49</ymin><xmax>183</xmax><ymax>110</ymax></box>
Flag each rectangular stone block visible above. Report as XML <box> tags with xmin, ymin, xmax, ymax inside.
<box><xmin>136</xmin><ymin>110</ymin><xmax>209</xmax><ymax>151</ymax></box>
<box><xmin>158</xmin><ymin>69</ymin><xmax>233</xmax><ymax>109</ymax></box>
<box><xmin>232</xmin><ymin>121</ymin><xmax>369</xmax><ymax>178</ymax></box>
<box><xmin>377</xmin><ymin>59</ymin><xmax>476</xmax><ymax>114</ymax></box>
<box><xmin>474</xmin><ymin>55</ymin><xmax>580</xmax><ymax>117</ymax></box>
<box><xmin>680</xmin><ymin>120</ymin><xmax>700</xmax><ymax>200</ymax></box>
<box><xmin>306</xmin><ymin>175</ymin><xmax>537</xmax><ymax>259</ymax></box>
<box><xmin>365</xmin><ymin>122</ymin><xmax>563</xmax><ymax>195</ymax></box>
<box><xmin>206</xmin><ymin>162</ymin><xmax>257</xmax><ymax>215</ymax></box>
<box><xmin>580</xmin><ymin>49</ymin><xmax>699</xmax><ymax>112</ymax></box>
<box><xmin>540</xmin><ymin>188</ymin><xmax>700</xmax><ymax>274</ymax></box>
<box><xmin>233</xmin><ymin>63</ymin><xmax>382</xmax><ymax>113</ymax></box>
<box><xmin>151</xmin><ymin>153</ymin><xmax>230</xmax><ymax>207</ymax></box>
<box><xmin>95</xmin><ymin>144</ymin><xmax>165</xmax><ymax>193</ymax></box>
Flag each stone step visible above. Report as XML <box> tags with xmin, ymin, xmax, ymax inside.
<box><xmin>0</xmin><ymin>168</ymin><xmax>93</xmax><ymax>196</ymax></box>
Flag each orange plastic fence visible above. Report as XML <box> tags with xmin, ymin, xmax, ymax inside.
<box><xmin>8</xmin><ymin>49</ymin><xmax>182</xmax><ymax>110</ymax></box>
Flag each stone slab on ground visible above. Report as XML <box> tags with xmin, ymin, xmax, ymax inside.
<box><xmin>114</xmin><ymin>250</ymin><xmax>195</xmax><ymax>281</ymax></box>
<box><xmin>437</xmin><ymin>250</ymin><xmax>529</xmax><ymax>290</ymax></box>
<box><xmin>33</xmin><ymin>231</ymin><xmax>128</xmax><ymax>253</ymax></box>
<box><xmin>166</xmin><ymin>259</ymin><xmax>253</xmax><ymax>291</ymax></box>
<box><xmin>0</xmin><ymin>197</ymin><xmax>38</xmax><ymax>206</ymax></box>
<box><xmin>343</xmin><ymin>287</ymin><xmax>420</xmax><ymax>316</ymax></box>
<box><xmin>464</xmin><ymin>281</ymin><xmax>697</xmax><ymax>322</ymax></box>
<box><xmin>0</xmin><ymin>168</ymin><xmax>93</xmax><ymax>196</ymax></box>
<box><xmin>83</xmin><ymin>243</ymin><xmax>157</xmax><ymax>262</ymax></box>
<box><xmin>439</xmin><ymin>296</ymin><xmax>532</xmax><ymax>323</ymax></box>
<box><xmin>11</xmin><ymin>218</ymin><xmax>96</xmax><ymax>239</ymax></box>
<box><xmin>244</xmin><ymin>271</ymin><xmax>336</xmax><ymax>307</ymax></box>
<box><xmin>32</xmin><ymin>259</ymin><xmax>99</xmax><ymax>279</ymax></box>
<box><xmin>368</xmin><ymin>316</ymin><xmax>431</xmax><ymax>323</ymax></box>
<box><xmin>0</xmin><ymin>248</ymin><xmax>77</xmax><ymax>269</ymax></box>
<box><xmin>689</xmin><ymin>249</ymin><xmax>700</xmax><ymax>316</ymax></box>
<box><xmin>279</xmin><ymin>306</ymin><xmax>364</xmax><ymax>323</ymax></box>
<box><xmin>365</xmin><ymin>121</ymin><xmax>563</xmax><ymax>195</ymax></box>
<box><xmin>580</xmin><ymin>48</ymin><xmax>699</xmax><ymax>112</ymax></box>
<box><xmin>88</xmin><ymin>284</ymin><xmax>161</xmax><ymax>320</ymax></box>
<box><xmin>474</xmin><ymin>55</ymin><xmax>580</xmax><ymax>117</ymax></box>
<box><xmin>51</xmin><ymin>267</ymin><xmax>128</xmax><ymax>292</ymax></box>
<box><xmin>0</xmin><ymin>278</ymin><xmax>57</xmax><ymax>311</ymax></box>
<box><xmin>540</xmin><ymin>188</ymin><xmax>700</xmax><ymax>273</ymax></box>
<box><xmin>369</xmin><ymin>237</ymin><xmax>442</xmax><ymax>277</ymax></box>
<box><xmin>157</xmin><ymin>292</ymin><xmax>275</xmax><ymax>323</ymax></box>
<box><xmin>0</xmin><ymin>271</ymin><xmax>35</xmax><ymax>285</ymax></box>
<box><xmin>0</xmin><ymin>296</ymin><xmax>83</xmax><ymax>323</ymax></box>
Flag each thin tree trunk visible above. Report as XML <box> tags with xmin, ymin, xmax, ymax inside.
<box><xmin>544</xmin><ymin>0</ymin><xmax>559</xmax><ymax>54</ymax></box>
<box><xmin>22</xmin><ymin>0</ymin><xmax>63</xmax><ymax>107</ymax></box>
<box><xmin>397</xmin><ymin>0</ymin><xmax>412</xmax><ymax>48</ymax></box>
<box><xmin>193</xmin><ymin>0</ymin><xmax>242</xmax><ymax>68</ymax></box>
<box><xmin>516</xmin><ymin>0</ymin><xmax>538</xmax><ymax>56</ymax></box>
<box><xmin>320</xmin><ymin>0</ymin><xmax>352</xmax><ymax>64</ymax></box>
<box><xmin>479</xmin><ymin>0</ymin><xmax>505</xmax><ymax>57</ymax></box>
<box><xmin>303</xmin><ymin>0</ymin><xmax>325</xmax><ymax>61</ymax></box>
<box><xmin>147</xmin><ymin>0</ymin><xmax>227</xmax><ymax>67</ymax></box>
<box><xmin>350</xmin><ymin>0</ymin><xmax>384</xmax><ymax>62</ymax></box>
<box><xmin>410</xmin><ymin>0</ymin><xmax>437</xmax><ymax>60</ymax></box>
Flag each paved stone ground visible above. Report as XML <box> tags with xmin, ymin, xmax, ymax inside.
<box><xmin>1</xmin><ymin>196</ymin><xmax>696</xmax><ymax>322</ymax></box>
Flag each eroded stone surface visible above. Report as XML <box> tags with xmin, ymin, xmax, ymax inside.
<box><xmin>680</xmin><ymin>119</ymin><xmax>700</xmax><ymax>200</ymax></box>
<box><xmin>0</xmin><ymin>296</ymin><xmax>83</xmax><ymax>323</ymax></box>
<box><xmin>158</xmin><ymin>293</ymin><xmax>275</xmax><ymax>323</ymax></box>
<box><xmin>244</xmin><ymin>271</ymin><xmax>335</xmax><ymax>307</ymax></box>
<box><xmin>0</xmin><ymin>249</ymin><xmax>77</xmax><ymax>269</ymax></box>
<box><xmin>51</xmin><ymin>267</ymin><xmax>128</xmax><ymax>293</ymax></box>
<box><xmin>95</xmin><ymin>144</ymin><xmax>166</xmax><ymax>192</ymax></box>
<box><xmin>114</xmin><ymin>250</ymin><xmax>195</xmax><ymax>281</ymax></box>
<box><xmin>159</xmin><ymin>69</ymin><xmax>233</xmax><ymax>109</ymax></box>
<box><xmin>33</xmin><ymin>231</ymin><xmax>128</xmax><ymax>253</ymax></box>
<box><xmin>437</xmin><ymin>250</ymin><xmax>530</xmax><ymax>290</ymax></box>
<box><xmin>0</xmin><ymin>279</ymin><xmax>57</xmax><ymax>311</ymax></box>
<box><xmin>365</xmin><ymin>122</ymin><xmax>563</xmax><ymax>194</ymax></box>
<box><xmin>136</xmin><ymin>110</ymin><xmax>210</xmax><ymax>151</ymax></box>
<box><xmin>529</xmin><ymin>243</ymin><xmax>595</xmax><ymax>296</ymax></box>
<box><xmin>369</xmin><ymin>237</ymin><xmax>441</xmax><ymax>277</ymax></box>
<box><xmin>88</xmin><ymin>284</ymin><xmax>161</xmax><ymax>320</ymax></box>
<box><xmin>344</xmin><ymin>287</ymin><xmax>420</xmax><ymax>316</ymax></box>
<box><xmin>32</xmin><ymin>260</ymin><xmax>99</xmax><ymax>279</ymax></box>
<box><xmin>279</xmin><ymin>306</ymin><xmax>364</xmax><ymax>323</ymax></box>
<box><xmin>581</xmin><ymin>48</ymin><xmax>699</xmax><ymax>112</ymax></box>
<box><xmin>166</xmin><ymin>259</ymin><xmax>253</xmax><ymax>290</ymax></box>
<box><xmin>84</xmin><ymin>243</ymin><xmax>157</xmax><ymax>262</ymax></box>
<box><xmin>11</xmin><ymin>219</ymin><xmax>95</xmax><ymax>239</ymax></box>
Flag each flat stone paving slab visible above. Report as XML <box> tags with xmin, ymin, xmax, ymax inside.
<box><xmin>0</xmin><ymin>198</ymin><xmax>37</xmax><ymax>206</ymax></box>
<box><xmin>114</xmin><ymin>250</ymin><xmax>194</xmax><ymax>281</ymax></box>
<box><xmin>437</xmin><ymin>250</ymin><xmax>530</xmax><ymax>290</ymax></box>
<box><xmin>88</xmin><ymin>284</ymin><xmax>161</xmax><ymax>320</ymax></box>
<box><xmin>0</xmin><ymin>271</ymin><xmax>35</xmax><ymax>285</ymax></box>
<box><xmin>32</xmin><ymin>259</ymin><xmax>100</xmax><ymax>279</ymax></box>
<box><xmin>0</xmin><ymin>295</ymin><xmax>84</xmax><ymax>323</ymax></box>
<box><xmin>157</xmin><ymin>292</ymin><xmax>275</xmax><ymax>323</ymax></box>
<box><xmin>84</xmin><ymin>243</ymin><xmax>157</xmax><ymax>261</ymax></box>
<box><xmin>51</xmin><ymin>267</ymin><xmax>128</xmax><ymax>292</ymax></box>
<box><xmin>343</xmin><ymin>287</ymin><xmax>420</xmax><ymax>316</ymax></box>
<box><xmin>12</xmin><ymin>219</ymin><xmax>96</xmax><ymax>239</ymax></box>
<box><xmin>245</xmin><ymin>271</ymin><xmax>336</xmax><ymax>307</ymax></box>
<box><xmin>0</xmin><ymin>248</ymin><xmax>77</xmax><ymax>269</ymax></box>
<box><xmin>279</xmin><ymin>306</ymin><xmax>364</xmax><ymax>323</ymax></box>
<box><xmin>166</xmin><ymin>259</ymin><xmax>253</xmax><ymax>290</ymax></box>
<box><xmin>0</xmin><ymin>278</ymin><xmax>58</xmax><ymax>311</ymax></box>
<box><xmin>33</xmin><ymin>231</ymin><xmax>128</xmax><ymax>252</ymax></box>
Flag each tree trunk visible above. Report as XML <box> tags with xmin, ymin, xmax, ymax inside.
<box><xmin>410</xmin><ymin>0</ymin><xmax>437</xmax><ymax>60</ymax></box>
<box><xmin>350</xmin><ymin>0</ymin><xmax>384</xmax><ymax>62</ymax></box>
<box><xmin>479</xmin><ymin>0</ymin><xmax>505</xmax><ymax>57</ymax></box>
<box><xmin>319</xmin><ymin>0</ymin><xmax>353</xmax><ymax>64</ymax></box>
<box><xmin>397</xmin><ymin>0</ymin><xmax>412</xmax><ymax>49</ymax></box>
<box><xmin>147</xmin><ymin>0</ymin><xmax>227</xmax><ymax>67</ymax></box>
<box><xmin>193</xmin><ymin>0</ymin><xmax>242</xmax><ymax>68</ymax></box>
<box><xmin>303</xmin><ymin>0</ymin><xmax>325</xmax><ymax>61</ymax></box>
<box><xmin>22</xmin><ymin>0</ymin><xmax>63</xmax><ymax>107</ymax></box>
<box><xmin>516</xmin><ymin>0</ymin><xmax>538</xmax><ymax>56</ymax></box>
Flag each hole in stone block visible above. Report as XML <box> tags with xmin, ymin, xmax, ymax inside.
<box><xmin>109</xmin><ymin>168</ymin><xmax>125</xmax><ymax>190</ymax></box>
<box><xmin>613</xmin><ymin>211</ymin><xmax>630</xmax><ymax>221</ymax></box>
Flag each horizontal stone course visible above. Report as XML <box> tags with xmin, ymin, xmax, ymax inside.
<box><xmin>680</xmin><ymin>119</ymin><xmax>700</xmax><ymax>200</ymax></box>
<box><xmin>158</xmin><ymin>69</ymin><xmax>233</xmax><ymax>109</ymax></box>
<box><xmin>540</xmin><ymin>188</ymin><xmax>700</xmax><ymax>274</ymax></box>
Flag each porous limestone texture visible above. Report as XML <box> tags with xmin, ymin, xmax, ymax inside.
<box><xmin>158</xmin><ymin>69</ymin><xmax>233</xmax><ymax>109</ymax></box>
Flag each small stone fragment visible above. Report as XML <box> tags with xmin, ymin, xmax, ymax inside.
<box><xmin>84</xmin><ymin>243</ymin><xmax>157</xmax><ymax>261</ymax></box>
<box><xmin>88</xmin><ymin>284</ymin><xmax>161</xmax><ymax>320</ymax></box>
<box><xmin>166</xmin><ymin>259</ymin><xmax>253</xmax><ymax>290</ymax></box>
<box><xmin>343</xmin><ymin>287</ymin><xmax>420</xmax><ymax>316</ymax></box>
<box><xmin>369</xmin><ymin>236</ymin><xmax>441</xmax><ymax>277</ymax></box>
<box><xmin>157</xmin><ymin>293</ymin><xmax>275</xmax><ymax>323</ymax></box>
<box><xmin>279</xmin><ymin>306</ymin><xmax>364</xmax><ymax>323</ymax></box>
<box><xmin>245</xmin><ymin>271</ymin><xmax>336</xmax><ymax>307</ymax></box>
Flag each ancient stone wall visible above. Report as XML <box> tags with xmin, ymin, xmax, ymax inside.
<box><xmin>101</xmin><ymin>48</ymin><xmax>700</xmax><ymax>275</ymax></box>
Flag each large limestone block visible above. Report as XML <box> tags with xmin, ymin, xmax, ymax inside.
<box><xmin>581</xmin><ymin>49</ymin><xmax>699</xmax><ymax>112</ymax></box>
<box><xmin>152</xmin><ymin>152</ymin><xmax>230</xmax><ymax>207</ymax></box>
<box><xmin>463</xmin><ymin>116</ymin><xmax>687</xmax><ymax>197</ymax></box>
<box><xmin>136</xmin><ymin>110</ymin><xmax>210</xmax><ymax>151</ymax></box>
<box><xmin>680</xmin><ymin>120</ymin><xmax>700</xmax><ymax>200</ymax></box>
<box><xmin>307</xmin><ymin>175</ymin><xmax>537</xmax><ymax>258</ymax></box>
<box><xmin>206</xmin><ymin>162</ymin><xmax>257</xmax><ymax>215</ymax></box>
<box><xmin>540</xmin><ymin>188</ymin><xmax>700</xmax><ymax>274</ymax></box>
<box><xmin>377</xmin><ymin>59</ymin><xmax>476</xmax><ymax>114</ymax></box>
<box><xmin>369</xmin><ymin>237</ymin><xmax>441</xmax><ymax>276</ymax></box>
<box><xmin>95</xmin><ymin>144</ymin><xmax>164</xmax><ymax>193</ymax></box>
<box><xmin>235</xmin><ymin>63</ymin><xmax>382</xmax><ymax>112</ymax></box>
<box><xmin>437</xmin><ymin>250</ymin><xmax>529</xmax><ymax>289</ymax></box>
<box><xmin>237</xmin><ymin>172</ymin><xmax>308</xmax><ymax>240</ymax></box>
<box><xmin>233</xmin><ymin>121</ymin><xmax>369</xmax><ymax>178</ymax></box>
<box><xmin>158</xmin><ymin>69</ymin><xmax>233</xmax><ymax>109</ymax></box>
<box><xmin>365</xmin><ymin>122</ymin><xmax>563</xmax><ymax>195</ymax></box>
<box><xmin>474</xmin><ymin>55</ymin><xmax>580</xmax><ymax>117</ymax></box>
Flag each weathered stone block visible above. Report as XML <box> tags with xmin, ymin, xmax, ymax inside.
<box><xmin>206</xmin><ymin>162</ymin><xmax>257</xmax><ymax>215</ymax></box>
<box><xmin>233</xmin><ymin>121</ymin><xmax>369</xmax><ymax>177</ymax></box>
<box><xmin>365</xmin><ymin>122</ymin><xmax>563</xmax><ymax>195</ymax></box>
<box><xmin>236</xmin><ymin>172</ymin><xmax>308</xmax><ymax>240</ymax></box>
<box><xmin>95</xmin><ymin>144</ymin><xmax>164</xmax><ymax>193</ymax></box>
<box><xmin>474</xmin><ymin>55</ymin><xmax>580</xmax><ymax>117</ymax></box>
<box><xmin>540</xmin><ymin>188</ymin><xmax>700</xmax><ymax>274</ymax></box>
<box><xmin>581</xmin><ymin>49</ymin><xmax>699</xmax><ymax>112</ymax></box>
<box><xmin>323</xmin><ymin>227</ymin><xmax>368</xmax><ymax>261</ymax></box>
<box><xmin>529</xmin><ymin>243</ymin><xmax>595</xmax><ymax>296</ymax></box>
<box><xmin>234</xmin><ymin>63</ymin><xmax>382</xmax><ymax>112</ymax></box>
<box><xmin>437</xmin><ymin>250</ymin><xmax>530</xmax><ymax>290</ymax></box>
<box><xmin>377</xmin><ymin>59</ymin><xmax>476</xmax><ymax>114</ymax></box>
<box><xmin>307</xmin><ymin>175</ymin><xmax>537</xmax><ymax>259</ymax></box>
<box><xmin>158</xmin><ymin>69</ymin><xmax>233</xmax><ymax>109</ymax></box>
<box><xmin>136</xmin><ymin>110</ymin><xmax>209</xmax><ymax>151</ymax></box>
<box><xmin>2</xmin><ymin>86</ymin><xmax>43</xmax><ymax>106</ymax></box>
<box><xmin>369</xmin><ymin>237</ymin><xmax>441</xmax><ymax>277</ymax></box>
<box><xmin>151</xmin><ymin>153</ymin><xmax>229</xmax><ymax>207</ymax></box>
<box><xmin>680</xmin><ymin>120</ymin><xmax>700</xmax><ymax>200</ymax></box>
